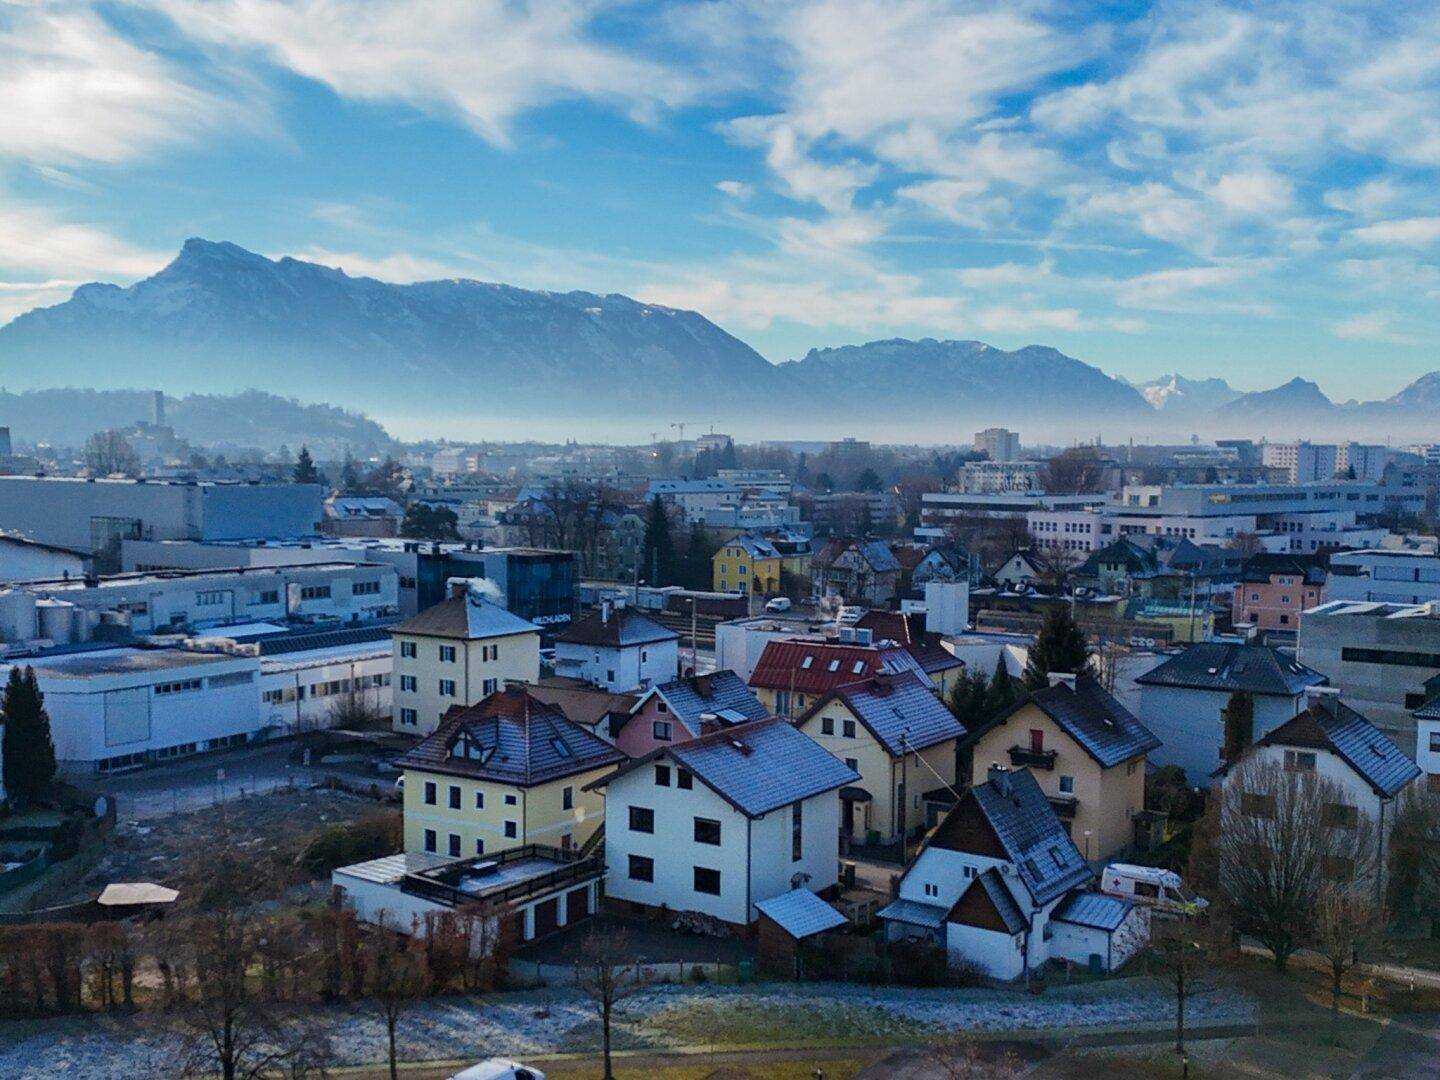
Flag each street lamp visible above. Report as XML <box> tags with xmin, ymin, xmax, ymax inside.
<box><xmin>1083</xmin><ymin>829</ymin><xmax>1093</xmax><ymax>863</ymax></box>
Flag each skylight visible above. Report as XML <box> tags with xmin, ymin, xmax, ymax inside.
<box><xmin>828</xmin><ymin>660</ymin><xmax>840</xmax><ymax>672</ymax></box>
<box><xmin>801</xmin><ymin>656</ymin><xmax>813</xmax><ymax>669</ymax></box>
<box><xmin>552</xmin><ymin>738</ymin><xmax>571</xmax><ymax>758</ymax></box>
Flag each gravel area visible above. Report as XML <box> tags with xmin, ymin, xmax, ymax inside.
<box><xmin>0</xmin><ymin>977</ymin><xmax>1257</xmax><ymax>1080</ymax></box>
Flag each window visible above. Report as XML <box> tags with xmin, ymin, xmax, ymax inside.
<box><xmin>1341</xmin><ymin>646</ymin><xmax>1440</xmax><ymax>668</ymax></box>
<box><xmin>845</xmin><ymin>757</ymin><xmax>858</xmax><ymax>772</ymax></box>
<box><xmin>963</xmin><ymin>865</ymin><xmax>976</xmax><ymax>879</ymax></box>
<box><xmin>1059</xmin><ymin>775</ymin><xmax>1074</xmax><ymax>794</ymax></box>
<box><xmin>475</xmin><ymin>838</ymin><xmax>485</xmax><ymax>855</ymax></box>
<box><xmin>482</xmin><ymin>678</ymin><xmax>498</xmax><ymax>695</ymax></box>
<box><xmin>439</xmin><ymin>645</ymin><xmax>457</xmax><ymax>663</ymax></box>
<box><xmin>1322</xmin><ymin>802</ymin><xmax>1358</xmax><ymax>829</ymax></box>
<box><xmin>629</xmin><ymin>806</ymin><xmax>655</xmax><ymax>833</ymax></box>
<box><xmin>629</xmin><ymin>854</ymin><xmax>654</xmax><ymax>882</ymax></box>
<box><xmin>439</xmin><ymin>679</ymin><xmax>456</xmax><ymax>697</ymax></box>
<box><xmin>694</xmin><ymin>817</ymin><xmax>721</xmax><ymax>845</ymax></box>
<box><xmin>693</xmin><ymin>867</ymin><xmax>721</xmax><ymax>895</ymax></box>
<box><xmin>504</xmin><ymin>820</ymin><xmax>518</xmax><ymax>839</ymax></box>
<box><xmin>448</xmin><ymin>833</ymin><xmax>462</xmax><ymax>858</ymax></box>
<box><xmin>400</xmin><ymin>641</ymin><xmax>417</xmax><ymax>659</ymax></box>
<box><xmin>1029</xmin><ymin>729</ymin><xmax>1044</xmax><ymax>752</ymax></box>
<box><xmin>923</xmin><ymin>882</ymin><xmax>939</xmax><ymax>898</ymax></box>
<box><xmin>253</xmin><ymin>589</ymin><xmax>279</xmax><ymax>606</ymax></box>
<box><xmin>607</xmin><ymin>670</ymin><xmax>616</xmax><ymax>683</ymax></box>
<box><xmin>399</xmin><ymin>708</ymin><xmax>418</xmax><ymax>726</ymax></box>
<box><xmin>423</xmin><ymin>829</ymin><xmax>437</xmax><ymax>853</ymax></box>
<box><xmin>842</xmin><ymin>719</ymin><xmax>856</xmax><ymax>738</ymax></box>
<box><xmin>677</xmin><ymin>769</ymin><xmax>693</xmax><ymax>790</ymax></box>
<box><xmin>352</xmin><ymin>580</ymin><xmax>381</xmax><ymax>595</ymax></box>
<box><xmin>563</xmin><ymin>786</ymin><xmax>574</xmax><ymax>810</ymax></box>
<box><xmin>655</xmin><ymin>764</ymin><xmax>671</xmax><ymax>787</ymax></box>
<box><xmin>653</xmin><ymin>720</ymin><xmax>672</xmax><ymax>742</ymax></box>
<box><xmin>792</xmin><ymin>802</ymin><xmax>803</xmax><ymax>862</ymax></box>
<box><xmin>504</xmin><ymin>793</ymin><xmax>518</xmax><ymax>806</ymax></box>
<box><xmin>1431</xmin><ymin>732</ymin><xmax>1440</xmax><ymax>753</ymax></box>
<box><xmin>155</xmin><ymin>679</ymin><xmax>203</xmax><ymax>695</ymax></box>
<box><xmin>657</xmin><ymin>701</ymin><xmax>668</xmax><ymax>713</ymax></box>
<box><xmin>423</xmin><ymin>781</ymin><xmax>437</xmax><ymax>805</ymax></box>
<box><xmin>820</xmin><ymin>716</ymin><xmax>834</xmax><ymax>735</ymax></box>
<box><xmin>300</xmin><ymin>585</ymin><xmax>331</xmax><ymax>600</ymax></box>
<box><xmin>474</xmin><ymin>791</ymin><xmax>485</xmax><ymax>810</ymax></box>
<box><xmin>1241</xmin><ymin>791</ymin><xmax>1275</xmax><ymax>818</ymax></box>
<box><xmin>448</xmin><ymin>785</ymin><xmax>461</xmax><ymax>809</ymax></box>
<box><xmin>1283</xmin><ymin>749</ymin><xmax>1316</xmax><ymax>772</ymax></box>
<box><xmin>196</xmin><ymin>589</ymin><xmax>226</xmax><ymax>606</ymax></box>
<box><xmin>400</xmin><ymin>675</ymin><xmax>417</xmax><ymax>692</ymax></box>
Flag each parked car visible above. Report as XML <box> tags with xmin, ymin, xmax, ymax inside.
<box><xmin>764</xmin><ymin>596</ymin><xmax>793</xmax><ymax>613</ymax></box>
<box><xmin>1100</xmin><ymin>863</ymin><xmax>1207</xmax><ymax>916</ymax></box>
<box><xmin>449</xmin><ymin>1060</ymin><xmax>545</xmax><ymax>1080</ymax></box>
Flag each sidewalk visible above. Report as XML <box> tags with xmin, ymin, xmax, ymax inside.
<box><xmin>1238</xmin><ymin>943</ymin><xmax>1440</xmax><ymax>991</ymax></box>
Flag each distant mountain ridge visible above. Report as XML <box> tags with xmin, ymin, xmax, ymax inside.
<box><xmin>0</xmin><ymin>239</ymin><xmax>1436</xmax><ymax>440</ymax></box>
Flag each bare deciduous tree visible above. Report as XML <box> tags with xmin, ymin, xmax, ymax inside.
<box><xmin>1215</xmin><ymin>759</ymin><xmax>1377</xmax><ymax>972</ymax></box>
<box><xmin>925</xmin><ymin>1034</ymin><xmax>1024</xmax><ymax>1078</ymax></box>
<box><xmin>1312</xmin><ymin>884</ymin><xmax>1383</xmax><ymax>1039</ymax></box>
<box><xmin>1150</xmin><ymin>912</ymin><xmax>1227</xmax><ymax>1054</ymax></box>
<box><xmin>1039</xmin><ymin>446</ymin><xmax>1107</xmax><ymax>494</ymax></box>
<box><xmin>368</xmin><ymin>915</ymin><xmax>432</xmax><ymax>1080</ymax></box>
<box><xmin>574</xmin><ymin>927</ymin><xmax>651</xmax><ymax>1080</ymax></box>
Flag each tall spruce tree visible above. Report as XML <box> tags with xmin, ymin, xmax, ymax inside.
<box><xmin>2</xmin><ymin>667</ymin><xmax>56</xmax><ymax>804</ymax></box>
<box><xmin>1221</xmin><ymin>690</ymin><xmax>1255</xmax><ymax>762</ymax></box>
<box><xmin>682</xmin><ymin>521</ymin><xmax>713</xmax><ymax>590</ymax></box>
<box><xmin>987</xmin><ymin>654</ymin><xmax>1016</xmax><ymax>715</ymax></box>
<box><xmin>292</xmin><ymin>445</ymin><xmax>320</xmax><ymax>485</ymax></box>
<box><xmin>1022</xmin><ymin>604</ymin><xmax>1090</xmax><ymax>689</ymax></box>
<box><xmin>641</xmin><ymin>495</ymin><xmax>676</xmax><ymax>586</ymax></box>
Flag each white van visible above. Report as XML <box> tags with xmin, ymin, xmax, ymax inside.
<box><xmin>1101</xmin><ymin>863</ymin><xmax>1207</xmax><ymax>916</ymax></box>
<box><xmin>449</xmin><ymin>1061</ymin><xmax>544</xmax><ymax>1080</ymax></box>
<box><xmin>765</xmin><ymin>596</ymin><xmax>793</xmax><ymax>613</ymax></box>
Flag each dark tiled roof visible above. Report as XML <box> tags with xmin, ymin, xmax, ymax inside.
<box><xmin>556</xmin><ymin>606</ymin><xmax>679</xmax><ymax>648</ymax></box>
<box><xmin>854</xmin><ymin>611</ymin><xmax>964</xmax><ymax>674</ymax></box>
<box><xmin>1415</xmin><ymin>694</ymin><xmax>1440</xmax><ymax>721</ymax></box>
<box><xmin>856</xmin><ymin>540</ymin><xmax>903</xmax><ymax>573</ymax></box>
<box><xmin>639</xmin><ymin>670</ymin><xmax>768</xmax><ymax>736</ymax></box>
<box><xmin>1239</xmin><ymin>552</ymin><xmax>1327</xmax><ymax>585</ymax></box>
<box><xmin>1136</xmin><ymin>642</ymin><xmax>1326</xmax><ymax>697</ymax></box>
<box><xmin>391</xmin><ymin>594</ymin><xmax>541</xmax><ymax>641</ymax></box>
<box><xmin>1254</xmin><ymin>697</ymin><xmax>1420</xmax><ymax>798</ymax></box>
<box><xmin>804</xmin><ymin>670</ymin><xmax>962</xmax><ymax>756</ymax></box>
<box><xmin>749</xmin><ymin>639</ymin><xmax>927</xmax><ymax>694</ymax></box>
<box><xmin>1052</xmin><ymin>891</ymin><xmax>1134</xmax><ymax>932</ymax></box>
<box><xmin>964</xmin><ymin>769</ymin><xmax>1092</xmax><ymax>906</ymax></box>
<box><xmin>395</xmin><ymin>687</ymin><xmax>625</xmax><ymax>785</ymax></box>
<box><xmin>589</xmin><ymin>717</ymin><xmax>858</xmax><ymax>818</ymax></box>
<box><xmin>976</xmin><ymin>676</ymin><xmax>1159</xmax><ymax>768</ymax></box>
<box><xmin>527</xmin><ymin>682</ymin><xmax>639</xmax><ymax>730</ymax></box>
<box><xmin>970</xmin><ymin>866</ymin><xmax>1029</xmax><ymax>935</ymax></box>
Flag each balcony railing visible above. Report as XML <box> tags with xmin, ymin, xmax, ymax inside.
<box><xmin>1047</xmin><ymin>793</ymin><xmax>1079</xmax><ymax>819</ymax></box>
<box><xmin>1008</xmin><ymin>745</ymin><xmax>1058</xmax><ymax>770</ymax></box>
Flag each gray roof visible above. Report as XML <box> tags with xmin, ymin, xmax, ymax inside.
<box><xmin>966</xmin><ymin>769</ymin><xmax>1092</xmax><ymax>906</ymax></box>
<box><xmin>638</xmin><ymin>670</ymin><xmax>768</xmax><ymax>737</ymax></box>
<box><xmin>557</xmin><ymin>606</ymin><xmax>679</xmax><ymax>648</ymax></box>
<box><xmin>970</xmin><ymin>867</ymin><xmax>1029</xmax><ymax>935</ymax></box>
<box><xmin>980</xmin><ymin>676</ymin><xmax>1159</xmax><ymax>768</ymax></box>
<box><xmin>21</xmin><ymin>647</ymin><xmax>237</xmax><ymax>678</ymax></box>
<box><xmin>391</xmin><ymin>593</ymin><xmax>541</xmax><ymax>641</ymax></box>
<box><xmin>754</xmin><ymin>889</ymin><xmax>848</xmax><ymax>939</ymax></box>
<box><xmin>876</xmin><ymin>897</ymin><xmax>948</xmax><ymax>929</ymax></box>
<box><xmin>857</xmin><ymin>540</ymin><xmax>902</xmax><ymax>573</ymax></box>
<box><xmin>1136</xmin><ymin>642</ymin><xmax>1325</xmax><ymax>697</ymax></box>
<box><xmin>592</xmin><ymin>717</ymin><xmax>858</xmax><ymax>818</ymax></box>
<box><xmin>1253</xmin><ymin>697</ymin><xmax>1420</xmax><ymax>798</ymax></box>
<box><xmin>810</xmin><ymin>670</ymin><xmax>963</xmax><ymax>756</ymax></box>
<box><xmin>1415</xmin><ymin>696</ymin><xmax>1440</xmax><ymax>721</ymax></box>
<box><xmin>1052</xmin><ymin>891</ymin><xmax>1134</xmax><ymax>932</ymax></box>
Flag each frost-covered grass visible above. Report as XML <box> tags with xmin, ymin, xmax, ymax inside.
<box><xmin>0</xmin><ymin>977</ymin><xmax>1257</xmax><ymax>1080</ymax></box>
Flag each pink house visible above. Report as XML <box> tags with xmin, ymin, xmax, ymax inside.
<box><xmin>614</xmin><ymin>670</ymin><xmax>770</xmax><ymax>757</ymax></box>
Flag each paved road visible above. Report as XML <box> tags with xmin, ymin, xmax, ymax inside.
<box><xmin>1350</xmin><ymin>1013</ymin><xmax>1440</xmax><ymax>1079</ymax></box>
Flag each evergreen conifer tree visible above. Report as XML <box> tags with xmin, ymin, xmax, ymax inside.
<box><xmin>1023</xmin><ymin>604</ymin><xmax>1090</xmax><ymax>689</ymax></box>
<box><xmin>2</xmin><ymin>667</ymin><xmax>56</xmax><ymax>804</ymax></box>
<box><xmin>293</xmin><ymin>445</ymin><xmax>320</xmax><ymax>485</ymax></box>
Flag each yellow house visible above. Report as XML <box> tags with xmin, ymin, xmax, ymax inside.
<box><xmin>795</xmin><ymin>670</ymin><xmax>964</xmax><ymax>843</ymax></box>
<box><xmin>390</xmin><ymin>582</ymin><xmax>542</xmax><ymax>734</ymax></box>
<box><xmin>395</xmin><ymin>686</ymin><xmax>626</xmax><ymax>858</ymax></box>
<box><xmin>712</xmin><ymin>534</ymin><xmax>784</xmax><ymax>595</ymax></box>
<box><xmin>963</xmin><ymin>673</ymin><xmax>1159</xmax><ymax>861</ymax></box>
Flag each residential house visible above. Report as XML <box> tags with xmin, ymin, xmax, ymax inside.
<box><xmin>962</xmin><ymin>674</ymin><xmax>1160</xmax><ymax>861</ymax></box>
<box><xmin>1232</xmin><ymin>553</ymin><xmax>1327</xmax><ymax>637</ymax></box>
<box><xmin>589</xmin><ymin>717</ymin><xmax>859</xmax><ymax>928</ymax></box>
<box><xmin>1135</xmin><ymin>642</ymin><xmax>1328</xmax><ymax>785</ymax></box>
<box><xmin>320</xmin><ymin>496</ymin><xmax>404</xmax><ymax>538</ymax></box>
<box><xmin>815</xmin><ymin>539</ymin><xmax>902</xmax><ymax>607</ymax></box>
<box><xmin>911</xmin><ymin>543</ymin><xmax>975</xmax><ymax>590</ymax></box>
<box><xmin>389</xmin><ymin>582</ymin><xmax>542</xmax><ymax>734</ymax></box>
<box><xmin>1217</xmin><ymin>693</ymin><xmax>1419</xmax><ymax>886</ymax></box>
<box><xmin>1413</xmin><ymin>682</ymin><xmax>1440</xmax><ymax>792</ymax></box>
<box><xmin>1078</xmin><ymin>536</ymin><xmax>1240</xmax><ymax>600</ymax></box>
<box><xmin>553</xmin><ymin>602</ymin><xmax>679</xmax><ymax>693</ymax></box>
<box><xmin>615</xmin><ymin>670</ymin><xmax>769</xmax><ymax>757</ymax></box>
<box><xmin>879</xmin><ymin>768</ymin><xmax>1146</xmax><ymax>980</ymax></box>
<box><xmin>992</xmin><ymin>550</ymin><xmax>1044</xmax><ymax>590</ymax></box>
<box><xmin>526</xmin><ymin>677</ymin><xmax>639</xmax><ymax>745</ymax></box>
<box><xmin>796</xmin><ymin>670</ymin><xmax>965</xmax><ymax>843</ymax></box>
<box><xmin>713</xmin><ymin>534</ymin><xmax>784</xmax><ymax>596</ymax></box>
<box><xmin>853</xmin><ymin>610</ymin><xmax>965</xmax><ymax>697</ymax></box>
<box><xmin>747</xmin><ymin>638</ymin><xmax>929</xmax><ymax>719</ymax></box>
<box><xmin>395</xmin><ymin>687</ymin><xmax>626</xmax><ymax>858</ymax></box>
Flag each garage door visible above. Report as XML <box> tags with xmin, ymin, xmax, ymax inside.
<box><xmin>533</xmin><ymin>898</ymin><xmax>559</xmax><ymax>939</ymax></box>
<box><xmin>566</xmin><ymin>886</ymin><xmax>590</xmax><ymax>924</ymax></box>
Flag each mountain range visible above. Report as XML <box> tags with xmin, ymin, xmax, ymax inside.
<box><xmin>0</xmin><ymin>239</ymin><xmax>1436</xmax><ymax>442</ymax></box>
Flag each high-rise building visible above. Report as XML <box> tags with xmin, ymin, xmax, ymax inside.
<box><xmin>973</xmin><ymin>428</ymin><xmax>1021</xmax><ymax>462</ymax></box>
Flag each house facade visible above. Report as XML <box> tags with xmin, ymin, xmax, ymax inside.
<box><xmin>1232</xmin><ymin>553</ymin><xmax>1326</xmax><ymax>636</ymax></box>
<box><xmin>815</xmin><ymin>540</ymin><xmax>902</xmax><ymax>607</ymax></box>
<box><xmin>553</xmin><ymin>602</ymin><xmax>680</xmax><ymax>693</ymax></box>
<box><xmin>747</xmin><ymin>638</ymin><xmax>929</xmax><ymax>719</ymax></box>
<box><xmin>615</xmin><ymin>670</ymin><xmax>768</xmax><ymax>757</ymax></box>
<box><xmin>590</xmin><ymin>717</ymin><xmax>858</xmax><ymax>928</ymax></box>
<box><xmin>963</xmin><ymin>674</ymin><xmax>1159</xmax><ymax>861</ymax></box>
<box><xmin>712</xmin><ymin>534</ymin><xmax>784</xmax><ymax>596</ymax></box>
<box><xmin>395</xmin><ymin>687</ymin><xmax>625</xmax><ymax>857</ymax></box>
<box><xmin>389</xmin><ymin>583</ymin><xmax>542</xmax><ymax>734</ymax></box>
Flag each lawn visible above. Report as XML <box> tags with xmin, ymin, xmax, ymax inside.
<box><xmin>540</xmin><ymin>1055</ymin><xmax>874</xmax><ymax>1080</ymax></box>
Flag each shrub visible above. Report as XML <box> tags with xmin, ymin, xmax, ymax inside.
<box><xmin>296</xmin><ymin>811</ymin><xmax>401</xmax><ymax>874</ymax></box>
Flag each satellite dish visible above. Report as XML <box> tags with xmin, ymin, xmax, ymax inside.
<box><xmin>92</xmin><ymin>795</ymin><xmax>110</xmax><ymax>819</ymax></box>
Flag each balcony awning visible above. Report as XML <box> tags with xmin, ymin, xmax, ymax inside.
<box><xmin>839</xmin><ymin>785</ymin><xmax>873</xmax><ymax>802</ymax></box>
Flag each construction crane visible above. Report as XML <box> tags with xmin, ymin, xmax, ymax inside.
<box><xmin>669</xmin><ymin>420</ymin><xmax>717</xmax><ymax>441</ymax></box>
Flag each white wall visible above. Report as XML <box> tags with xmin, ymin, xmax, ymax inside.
<box><xmin>0</xmin><ymin>542</ymin><xmax>85</xmax><ymax>583</ymax></box>
<box><xmin>946</xmin><ymin>923</ymin><xmax>1024</xmax><ymax>980</ymax></box>
<box><xmin>555</xmin><ymin>639</ymin><xmax>678</xmax><ymax>693</ymax></box>
<box><xmin>260</xmin><ymin>649</ymin><xmax>392</xmax><ymax>733</ymax></box>
<box><xmin>1418</xmin><ymin>718</ymin><xmax>1440</xmax><ymax>780</ymax></box>
<box><xmin>1139</xmin><ymin>684</ymin><xmax>1304</xmax><ymax>786</ymax></box>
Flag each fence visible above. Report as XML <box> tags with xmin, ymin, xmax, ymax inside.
<box><xmin>0</xmin><ymin>849</ymin><xmax>49</xmax><ymax>896</ymax></box>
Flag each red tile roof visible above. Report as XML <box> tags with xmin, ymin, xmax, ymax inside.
<box><xmin>748</xmin><ymin>639</ymin><xmax>926</xmax><ymax>695</ymax></box>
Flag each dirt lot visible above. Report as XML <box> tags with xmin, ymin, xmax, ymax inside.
<box><xmin>47</xmin><ymin>784</ymin><xmax>395</xmax><ymax>906</ymax></box>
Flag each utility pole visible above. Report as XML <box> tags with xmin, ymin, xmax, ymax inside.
<box><xmin>898</xmin><ymin>730</ymin><xmax>910</xmax><ymax>859</ymax></box>
<box><xmin>691</xmin><ymin>596</ymin><xmax>699</xmax><ymax>675</ymax></box>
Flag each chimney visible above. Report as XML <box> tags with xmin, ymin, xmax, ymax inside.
<box><xmin>1305</xmin><ymin>684</ymin><xmax>1340</xmax><ymax>708</ymax></box>
<box><xmin>152</xmin><ymin>390</ymin><xmax>165</xmax><ymax>427</ymax></box>
<box><xmin>987</xmin><ymin>763</ymin><xmax>1011</xmax><ymax>795</ymax></box>
<box><xmin>600</xmin><ymin>600</ymin><xmax>612</xmax><ymax>624</ymax></box>
<box><xmin>1047</xmin><ymin>672</ymin><xmax>1078</xmax><ymax>690</ymax></box>
<box><xmin>447</xmin><ymin>577</ymin><xmax>467</xmax><ymax>600</ymax></box>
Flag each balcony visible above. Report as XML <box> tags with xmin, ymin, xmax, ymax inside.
<box><xmin>1008</xmin><ymin>745</ymin><xmax>1057</xmax><ymax>770</ymax></box>
<box><xmin>1047</xmin><ymin>793</ymin><xmax>1078</xmax><ymax>820</ymax></box>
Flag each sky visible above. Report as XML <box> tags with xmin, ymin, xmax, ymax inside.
<box><xmin>3</xmin><ymin>0</ymin><xmax>1440</xmax><ymax>401</ymax></box>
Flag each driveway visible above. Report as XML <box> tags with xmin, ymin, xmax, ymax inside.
<box><xmin>1350</xmin><ymin>1013</ymin><xmax>1440</xmax><ymax>1079</ymax></box>
<box><xmin>857</xmin><ymin>1041</ymin><xmax>1050</xmax><ymax>1078</ymax></box>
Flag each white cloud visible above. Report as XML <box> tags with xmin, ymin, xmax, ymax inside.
<box><xmin>1113</xmin><ymin>264</ymin><xmax>1271</xmax><ymax>314</ymax></box>
<box><xmin>1351</xmin><ymin>217</ymin><xmax>1440</xmax><ymax>247</ymax></box>
<box><xmin>1332</xmin><ymin>310</ymin><xmax>1416</xmax><ymax>345</ymax></box>
<box><xmin>0</xmin><ymin>201</ymin><xmax>167</xmax><ymax>280</ymax></box>
<box><xmin>1209</xmin><ymin>169</ymin><xmax>1293</xmax><ymax>215</ymax></box>
<box><xmin>715</xmin><ymin>180</ymin><xmax>754</xmax><ymax>200</ymax></box>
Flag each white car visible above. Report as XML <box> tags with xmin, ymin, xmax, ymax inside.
<box><xmin>764</xmin><ymin>596</ymin><xmax>792</xmax><ymax>613</ymax></box>
<box><xmin>449</xmin><ymin>1060</ymin><xmax>544</xmax><ymax>1080</ymax></box>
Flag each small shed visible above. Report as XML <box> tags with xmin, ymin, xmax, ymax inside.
<box><xmin>755</xmin><ymin>889</ymin><xmax>848</xmax><ymax>978</ymax></box>
<box><xmin>1049</xmin><ymin>891</ymin><xmax>1150</xmax><ymax>974</ymax></box>
<box><xmin>96</xmin><ymin>882</ymin><xmax>180</xmax><ymax>920</ymax></box>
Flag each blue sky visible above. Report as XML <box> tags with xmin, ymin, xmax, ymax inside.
<box><xmin>3</xmin><ymin>0</ymin><xmax>1440</xmax><ymax>400</ymax></box>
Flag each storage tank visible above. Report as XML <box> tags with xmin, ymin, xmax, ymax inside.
<box><xmin>0</xmin><ymin>590</ymin><xmax>38</xmax><ymax>642</ymax></box>
<box><xmin>36</xmin><ymin>599</ymin><xmax>78</xmax><ymax>645</ymax></box>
